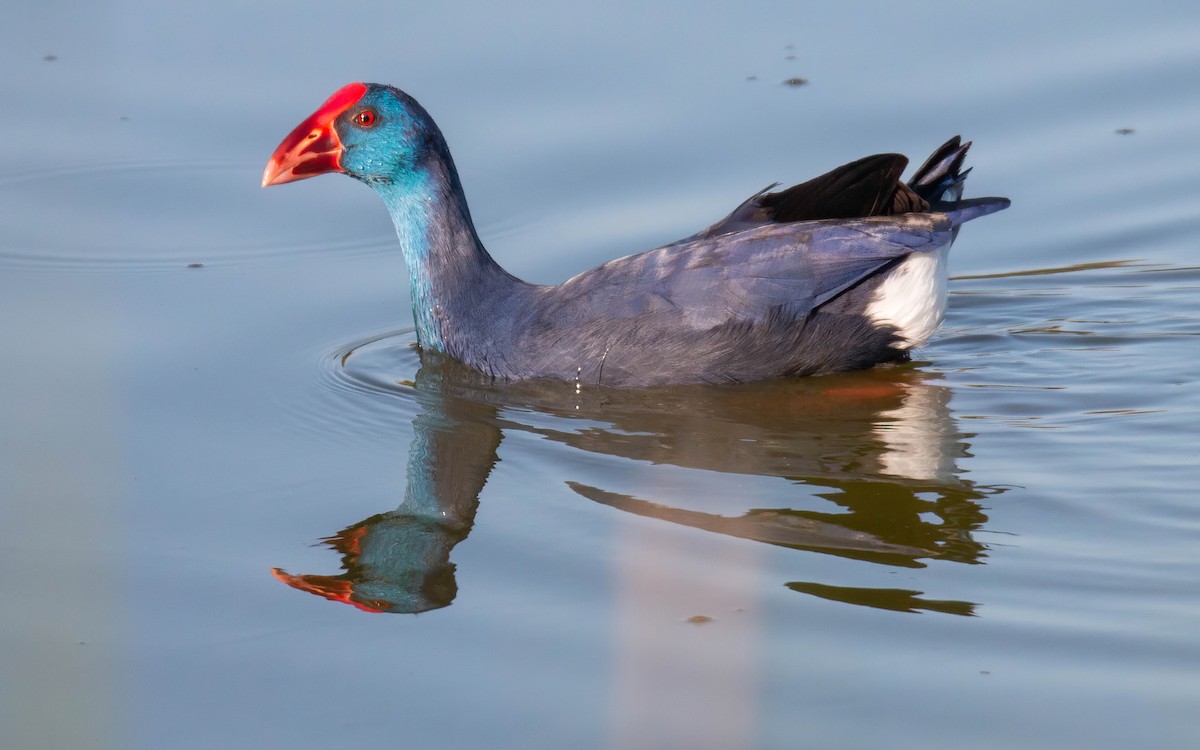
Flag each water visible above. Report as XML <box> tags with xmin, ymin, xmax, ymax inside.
<box><xmin>2</xmin><ymin>1</ymin><xmax>1199</xmax><ymax>748</ymax></box>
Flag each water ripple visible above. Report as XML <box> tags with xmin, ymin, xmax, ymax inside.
<box><xmin>303</xmin><ymin>329</ymin><xmax>426</xmax><ymax>441</ymax></box>
<box><xmin>0</xmin><ymin>160</ymin><xmax>394</xmax><ymax>273</ymax></box>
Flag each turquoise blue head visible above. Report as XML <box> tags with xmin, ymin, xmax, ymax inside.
<box><xmin>262</xmin><ymin>82</ymin><xmax>438</xmax><ymax>188</ymax></box>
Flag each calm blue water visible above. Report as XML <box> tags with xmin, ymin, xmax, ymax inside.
<box><xmin>2</xmin><ymin>2</ymin><xmax>1199</xmax><ymax>748</ymax></box>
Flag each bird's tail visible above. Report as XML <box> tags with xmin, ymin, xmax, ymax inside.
<box><xmin>911</xmin><ymin>136</ymin><xmax>1010</xmax><ymax>224</ymax></box>
<box><xmin>945</xmin><ymin>196</ymin><xmax>1011</xmax><ymax>225</ymax></box>
<box><xmin>909</xmin><ymin>136</ymin><xmax>971</xmax><ymax>204</ymax></box>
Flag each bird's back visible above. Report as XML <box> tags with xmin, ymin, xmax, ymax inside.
<box><xmin>503</xmin><ymin>212</ymin><xmax>960</xmax><ymax>386</ymax></box>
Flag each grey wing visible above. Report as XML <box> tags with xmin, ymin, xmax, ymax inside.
<box><xmin>552</xmin><ymin>213</ymin><xmax>954</xmax><ymax>327</ymax></box>
<box><xmin>510</xmin><ymin>214</ymin><xmax>954</xmax><ymax>384</ymax></box>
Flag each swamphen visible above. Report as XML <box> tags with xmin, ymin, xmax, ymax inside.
<box><xmin>263</xmin><ymin>83</ymin><xmax>1009</xmax><ymax>386</ymax></box>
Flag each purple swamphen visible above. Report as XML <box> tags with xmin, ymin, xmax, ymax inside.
<box><xmin>263</xmin><ymin>83</ymin><xmax>1009</xmax><ymax>386</ymax></box>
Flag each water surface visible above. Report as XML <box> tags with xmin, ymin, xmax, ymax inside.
<box><xmin>2</xmin><ymin>2</ymin><xmax>1199</xmax><ymax>748</ymax></box>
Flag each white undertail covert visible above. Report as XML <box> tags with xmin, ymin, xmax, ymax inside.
<box><xmin>866</xmin><ymin>245</ymin><xmax>950</xmax><ymax>349</ymax></box>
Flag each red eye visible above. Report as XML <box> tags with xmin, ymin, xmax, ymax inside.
<box><xmin>354</xmin><ymin>109</ymin><xmax>376</xmax><ymax>127</ymax></box>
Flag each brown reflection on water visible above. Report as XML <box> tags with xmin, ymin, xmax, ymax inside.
<box><xmin>273</xmin><ymin>352</ymin><xmax>999</xmax><ymax>615</ymax></box>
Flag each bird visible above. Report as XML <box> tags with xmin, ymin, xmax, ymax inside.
<box><xmin>263</xmin><ymin>82</ymin><xmax>1009</xmax><ymax>387</ymax></box>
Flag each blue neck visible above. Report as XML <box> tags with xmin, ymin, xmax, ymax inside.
<box><xmin>378</xmin><ymin>171</ymin><xmax>446</xmax><ymax>351</ymax></box>
<box><xmin>373</xmin><ymin>162</ymin><xmax>519</xmax><ymax>358</ymax></box>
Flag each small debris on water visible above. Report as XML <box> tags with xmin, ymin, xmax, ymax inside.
<box><xmin>686</xmin><ymin>614</ymin><xmax>713</xmax><ymax>625</ymax></box>
<box><xmin>1114</xmin><ymin>127</ymin><xmax>1135</xmax><ymax>135</ymax></box>
<box><xmin>782</xmin><ymin>77</ymin><xmax>808</xmax><ymax>87</ymax></box>
<box><xmin>43</xmin><ymin>54</ymin><xmax>57</xmax><ymax>62</ymax></box>
<box><xmin>785</xmin><ymin>55</ymin><xmax>796</xmax><ymax>61</ymax></box>
<box><xmin>746</xmin><ymin>75</ymin><xmax>758</xmax><ymax>81</ymax></box>
<box><xmin>187</xmin><ymin>262</ymin><xmax>204</xmax><ymax>269</ymax></box>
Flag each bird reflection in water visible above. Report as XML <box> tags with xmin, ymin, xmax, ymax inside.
<box><xmin>272</xmin><ymin>350</ymin><xmax>999</xmax><ymax>615</ymax></box>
